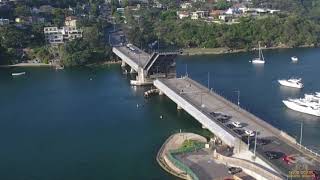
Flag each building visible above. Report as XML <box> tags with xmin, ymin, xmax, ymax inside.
<box><xmin>177</xmin><ymin>11</ymin><xmax>189</xmax><ymax>19</ymax></box>
<box><xmin>180</xmin><ymin>2</ymin><xmax>192</xmax><ymax>9</ymax></box>
<box><xmin>64</xmin><ymin>16</ymin><xmax>77</xmax><ymax>27</ymax></box>
<box><xmin>44</xmin><ymin>26</ymin><xmax>83</xmax><ymax>45</ymax></box>
<box><xmin>44</xmin><ymin>17</ymin><xmax>82</xmax><ymax>45</ymax></box>
<box><xmin>0</xmin><ymin>18</ymin><xmax>9</xmax><ymax>25</ymax></box>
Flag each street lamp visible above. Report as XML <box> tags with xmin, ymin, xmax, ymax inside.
<box><xmin>235</xmin><ymin>90</ymin><xmax>240</xmax><ymax>107</ymax></box>
<box><xmin>300</xmin><ymin>120</ymin><xmax>304</xmax><ymax>148</ymax></box>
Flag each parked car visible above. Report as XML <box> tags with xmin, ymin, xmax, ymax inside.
<box><xmin>228</xmin><ymin>167</ymin><xmax>242</xmax><ymax>175</ymax></box>
<box><xmin>209</xmin><ymin>112</ymin><xmax>222</xmax><ymax>117</ymax></box>
<box><xmin>217</xmin><ymin>117</ymin><xmax>229</xmax><ymax>123</ymax></box>
<box><xmin>233</xmin><ymin>129</ymin><xmax>245</xmax><ymax>136</ymax></box>
<box><xmin>264</xmin><ymin>151</ymin><xmax>284</xmax><ymax>160</ymax></box>
<box><xmin>282</xmin><ymin>155</ymin><xmax>296</xmax><ymax>165</ymax></box>
<box><xmin>232</xmin><ymin>121</ymin><xmax>242</xmax><ymax>128</ymax></box>
<box><xmin>245</xmin><ymin>129</ymin><xmax>255</xmax><ymax>137</ymax></box>
<box><xmin>257</xmin><ymin>138</ymin><xmax>271</xmax><ymax>145</ymax></box>
<box><xmin>312</xmin><ymin>170</ymin><xmax>319</xmax><ymax>180</ymax></box>
<box><xmin>226</xmin><ymin>124</ymin><xmax>236</xmax><ymax>129</ymax></box>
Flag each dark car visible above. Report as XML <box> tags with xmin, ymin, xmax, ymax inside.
<box><xmin>217</xmin><ymin>117</ymin><xmax>229</xmax><ymax>123</ymax></box>
<box><xmin>209</xmin><ymin>112</ymin><xmax>222</xmax><ymax>117</ymax></box>
<box><xmin>226</xmin><ymin>124</ymin><xmax>236</xmax><ymax>129</ymax></box>
<box><xmin>228</xmin><ymin>167</ymin><xmax>242</xmax><ymax>175</ymax></box>
<box><xmin>257</xmin><ymin>138</ymin><xmax>271</xmax><ymax>145</ymax></box>
<box><xmin>264</xmin><ymin>151</ymin><xmax>284</xmax><ymax>160</ymax></box>
<box><xmin>233</xmin><ymin>129</ymin><xmax>245</xmax><ymax>136</ymax></box>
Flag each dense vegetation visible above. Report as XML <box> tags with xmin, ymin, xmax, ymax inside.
<box><xmin>0</xmin><ymin>0</ymin><xmax>111</xmax><ymax>66</ymax></box>
<box><xmin>124</xmin><ymin>7</ymin><xmax>320</xmax><ymax>51</ymax></box>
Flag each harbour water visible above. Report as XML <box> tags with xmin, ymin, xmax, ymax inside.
<box><xmin>0</xmin><ymin>47</ymin><xmax>319</xmax><ymax>179</ymax></box>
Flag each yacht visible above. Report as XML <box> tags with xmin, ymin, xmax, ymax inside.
<box><xmin>252</xmin><ymin>42</ymin><xmax>265</xmax><ymax>64</ymax></box>
<box><xmin>283</xmin><ymin>99</ymin><xmax>320</xmax><ymax>117</ymax></box>
<box><xmin>291</xmin><ymin>56</ymin><xmax>298</xmax><ymax>62</ymax></box>
<box><xmin>278</xmin><ymin>78</ymin><xmax>303</xmax><ymax>89</ymax></box>
<box><xmin>12</xmin><ymin>72</ymin><xmax>26</xmax><ymax>76</ymax></box>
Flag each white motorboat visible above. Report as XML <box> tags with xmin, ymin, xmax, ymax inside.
<box><xmin>252</xmin><ymin>42</ymin><xmax>265</xmax><ymax>64</ymax></box>
<box><xmin>291</xmin><ymin>56</ymin><xmax>298</xmax><ymax>62</ymax></box>
<box><xmin>278</xmin><ymin>78</ymin><xmax>303</xmax><ymax>89</ymax></box>
<box><xmin>12</xmin><ymin>72</ymin><xmax>26</xmax><ymax>76</ymax></box>
<box><xmin>283</xmin><ymin>99</ymin><xmax>320</xmax><ymax>117</ymax></box>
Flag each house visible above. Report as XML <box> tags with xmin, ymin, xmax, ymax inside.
<box><xmin>177</xmin><ymin>11</ymin><xmax>189</xmax><ymax>19</ymax></box>
<box><xmin>65</xmin><ymin>16</ymin><xmax>78</xmax><ymax>27</ymax></box>
<box><xmin>218</xmin><ymin>14</ymin><xmax>232</xmax><ymax>22</ymax></box>
<box><xmin>180</xmin><ymin>2</ymin><xmax>192</xmax><ymax>9</ymax></box>
<box><xmin>44</xmin><ymin>26</ymin><xmax>83</xmax><ymax>45</ymax></box>
<box><xmin>0</xmin><ymin>18</ymin><xmax>9</xmax><ymax>25</ymax></box>
<box><xmin>191</xmin><ymin>11</ymin><xmax>209</xmax><ymax>20</ymax></box>
<box><xmin>44</xmin><ymin>17</ymin><xmax>82</xmax><ymax>45</ymax></box>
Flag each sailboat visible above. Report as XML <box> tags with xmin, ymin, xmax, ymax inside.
<box><xmin>252</xmin><ymin>42</ymin><xmax>265</xmax><ymax>64</ymax></box>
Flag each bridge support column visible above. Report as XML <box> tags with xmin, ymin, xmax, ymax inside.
<box><xmin>121</xmin><ymin>61</ymin><xmax>126</xmax><ymax>67</ymax></box>
<box><xmin>177</xmin><ymin>105</ymin><xmax>182</xmax><ymax>110</ymax></box>
<box><xmin>130</xmin><ymin>68</ymin><xmax>136</xmax><ymax>74</ymax></box>
<box><xmin>159</xmin><ymin>90</ymin><xmax>164</xmax><ymax>95</ymax></box>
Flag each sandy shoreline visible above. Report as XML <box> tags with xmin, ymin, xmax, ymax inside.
<box><xmin>0</xmin><ymin>63</ymin><xmax>53</xmax><ymax>68</ymax></box>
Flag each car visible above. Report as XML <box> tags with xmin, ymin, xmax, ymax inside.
<box><xmin>264</xmin><ymin>151</ymin><xmax>284</xmax><ymax>160</ymax></box>
<box><xmin>228</xmin><ymin>167</ymin><xmax>242</xmax><ymax>175</ymax></box>
<box><xmin>233</xmin><ymin>129</ymin><xmax>245</xmax><ymax>136</ymax></box>
<box><xmin>226</xmin><ymin>124</ymin><xmax>236</xmax><ymax>129</ymax></box>
<box><xmin>209</xmin><ymin>112</ymin><xmax>222</xmax><ymax>117</ymax></box>
<box><xmin>220</xmin><ymin>114</ymin><xmax>232</xmax><ymax>120</ymax></box>
<box><xmin>312</xmin><ymin>170</ymin><xmax>320</xmax><ymax>180</ymax></box>
<box><xmin>245</xmin><ymin>129</ymin><xmax>255</xmax><ymax>137</ymax></box>
<box><xmin>282</xmin><ymin>155</ymin><xmax>296</xmax><ymax>165</ymax></box>
<box><xmin>217</xmin><ymin>117</ymin><xmax>229</xmax><ymax>123</ymax></box>
<box><xmin>232</xmin><ymin>121</ymin><xmax>242</xmax><ymax>128</ymax></box>
<box><xmin>257</xmin><ymin>138</ymin><xmax>271</xmax><ymax>145</ymax></box>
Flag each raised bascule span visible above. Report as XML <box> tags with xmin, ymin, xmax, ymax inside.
<box><xmin>112</xmin><ymin>45</ymin><xmax>178</xmax><ymax>85</ymax></box>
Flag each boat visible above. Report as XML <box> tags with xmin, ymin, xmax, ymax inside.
<box><xmin>12</xmin><ymin>72</ymin><xmax>26</xmax><ymax>76</ymax></box>
<box><xmin>283</xmin><ymin>99</ymin><xmax>320</xmax><ymax>117</ymax></box>
<box><xmin>252</xmin><ymin>42</ymin><xmax>265</xmax><ymax>64</ymax></box>
<box><xmin>278</xmin><ymin>78</ymin><xmax>303</xmax><ymax>89</ymax></box>
<box><xmin>291</xmin><ymin>56</ymin><xmax>298</xmax><ymax>62</ymax></box>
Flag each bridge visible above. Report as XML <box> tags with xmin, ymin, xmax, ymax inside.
<box><xmin>110</xmin><ymin>31</ymin><xmax>178</xmax><ymax>85</ymax></box>
<box><xmin>154</xmin><ymin>77</ymin><xmax>320</xmax><ymax>179</ymax></box>
<box><xmin>110</xmin><ymin>31</ymin><xmax>320</xmax><ymax>179</ymax></box>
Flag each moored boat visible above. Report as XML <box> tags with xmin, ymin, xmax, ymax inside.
<box><xmin>291</xmin><ymin>56</ymin><xmax>298</xmax><ymax>62</ymax></box>
<box><xmin>12</xmin><ymin>72</ymin><xmax>26</xmax><ymax>76</ymax></box>
<box><xmin>283</xmin><ymin>99</ymin><xmax>320</xmax><ymax>117</ymax></box>
<box><xmin>252</xmin><ymin>42</ymin><xmax>265</xmax><ymax>64</ymax></box>
<box><xmin>278</xmin><ymin>78</ymin><xmax>303</xmax><ymax>89</ymax></box>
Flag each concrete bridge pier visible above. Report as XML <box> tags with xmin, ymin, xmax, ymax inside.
<box><xmin>177</xmin><ymin>105</ymin><xmax>182</xmax><ymax>110</ymax></box>
<box><xmin>159</xmin><ymin>90</ymin><xmax>164</xmax><ymax>95</ymax></box>
<box><xmin>121</xmin><ymin>60</ymin><xmax>126</xmax><ymax>67</ymax></box>
<box><xmin>130</xmin><ymin>68</ymin><xmax>136</xmax><ymax>74</ymax></box>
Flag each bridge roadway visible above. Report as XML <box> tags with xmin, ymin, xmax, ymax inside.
<box><xmin>154</xmin><ymin>77</ymin><xmax>320</xmax><ymax>178</ymax></box>
<box><xmin>113</xmin><ymin>45</ymin><xmax>151</xmax><ymax>71</ymax></box>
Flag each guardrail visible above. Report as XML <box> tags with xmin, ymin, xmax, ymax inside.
<box><xmin>166</xmin><ymin>142</ymin><xmax>205</xmax><ymax>180</ymax></box>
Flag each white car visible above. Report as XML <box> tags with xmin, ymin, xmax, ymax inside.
<box><xmin>245</xmin><ymin>129</ymin><xmax>255</xmax><ymax>137</ymax></box>
<box><xmin>232</xmin><ymin>121</ymin><xmax>242</xmax><ymax>128</ymax></box>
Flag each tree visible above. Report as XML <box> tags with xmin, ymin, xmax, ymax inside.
<box><xmin>61</xmin><ymin>39</ymin><xmax>92</xmax><ymax>66</ymax></box>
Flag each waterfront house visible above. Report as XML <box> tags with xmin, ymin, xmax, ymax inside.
<box><xmin>0</xmin><ymin>18</ymin><xmax>9</xmax><ymax>25</ymax></box>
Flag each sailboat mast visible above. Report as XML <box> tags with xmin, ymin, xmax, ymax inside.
<box><xmin>258</xmin><ymin>42</ymin><xmax>261</xmax><ymax>59</ymax></box>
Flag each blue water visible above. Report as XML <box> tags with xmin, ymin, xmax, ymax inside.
<box><xmin>0</xmin><ymin>47</ymin><xmax>319</xmax><ymax>179</ymax></box>
<box><xmin>177</xmin><ymin>47</ymin><xmax>320</xmax><ymax>150</ymax></box>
